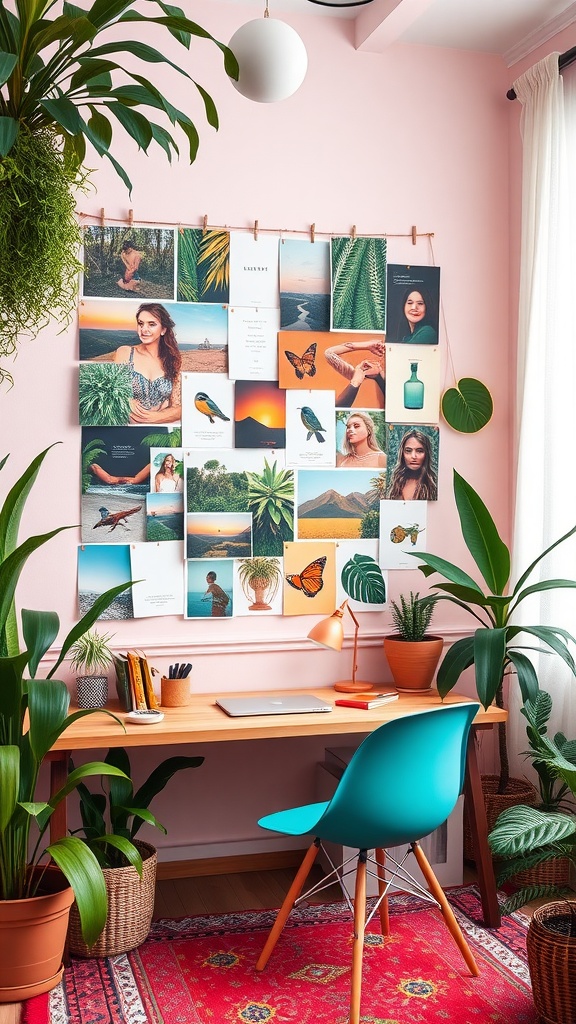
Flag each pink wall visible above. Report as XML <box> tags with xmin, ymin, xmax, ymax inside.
<box><xmin>3</xmin><ymin>2</ymin><xmax>522</xmax><ymax>859</ymax></box>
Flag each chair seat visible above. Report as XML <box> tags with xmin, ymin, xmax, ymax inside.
<box><xmin>258</xmin><ymin>800</ymin><xmax>329</xmax><ymax>836</ymax></box>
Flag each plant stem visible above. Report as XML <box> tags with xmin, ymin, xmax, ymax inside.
<box><xmin>495</xmin><ymin>683</ymin><xmax>509</xmax><ymax>793</ymax></box>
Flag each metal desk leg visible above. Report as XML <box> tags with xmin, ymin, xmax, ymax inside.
<box><xmin>463</xmin><ymin>730</ymin><xmax>501</xmax><ymax>928</ymax></box>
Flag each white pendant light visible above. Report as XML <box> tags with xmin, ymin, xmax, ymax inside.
<box><xmin>229</xmin><ymin>1</ymin><xmax>308</xmax><ymax>104</ymax></box>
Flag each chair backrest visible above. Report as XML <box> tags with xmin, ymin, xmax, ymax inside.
<box><xmin>315</xmin><ymin>702</ymin><xmax>480</xmax><ymax>851</ymax></box>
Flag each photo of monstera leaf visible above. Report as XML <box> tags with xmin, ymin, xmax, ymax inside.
<box><xmin>341</xmin><ymin>553</ymin><xmax>386</xmax><ymax>604</ymax></box>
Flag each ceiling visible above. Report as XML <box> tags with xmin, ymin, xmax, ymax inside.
<box><xmin>227</xmin><ymin>0</ymin><xmax>576</xmax><ymax>63</ymax></box>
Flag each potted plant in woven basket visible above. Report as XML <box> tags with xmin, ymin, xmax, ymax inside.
<box><xmin>69</xmin><ymin>628</ymin><xmax>115</xmax><ymax>708</ymax></box>
<box><xmin>383</xmin><ymin>592</ymin><xmax>442</xmax><ymax>692</ymax></box>
<box><xmin>412</xmin><ymin>470</ymin><xmax>576</xmax><ymax>860</ymax></box>
<box><xmin>488</xmin><ymin>721</ymin><xmax>576</xmax><ymax>1024</ymax></box>
<box><xmin>68</xmin><ymin>746</ymin><xmax>204</xmax><ymax>957</ymax></box>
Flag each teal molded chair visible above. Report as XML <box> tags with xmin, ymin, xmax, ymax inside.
<box><xmin>256</xmin><ymin>702</ymin><xmax>481</xmax><ymax>1024</ymax></box>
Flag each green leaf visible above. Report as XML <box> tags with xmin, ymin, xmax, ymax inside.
<box><xmin>412</xmin><ymin>551</ymin><xmax>482</xmax><ymax>592</ymax></box>
<box><xmin>0</xmin><ymin>50</ymin><xmax>17</xmax><ymax>86</ymax></box>
<box><xmin>0</xmin><ymin>115</ymin><xmax>18</xmax><ymax>156</ymax></box>
<box><xmin>453</xmin><ymin>469</ymin><xmax>510</xmax><ymax>594</ymax></box>
<box><xmin>27</xmin><ymin>678</ymin><xmax>70</xmax><ymax>763</ymax></box>
<box><xmin>92</xmin><ymin>834</ymin><xmax>143</xmax><ymax>873</ymax></box>
<box><xmin>149</xmin><ymin>122</ymin><xmax>178</xmax><ymax>160</ymax></box>
<box><xmin>506</xmin><ymin>650</ymin><xmax>539</xmax><ymax>703</ymax></box>
<box><xmin>28</xmin><ymin>14</ymin><xmax>97</xmax><ymax>52</ymax></box>
<box><xmin>0</xmin><ymin>746</ymin><xmax>19</xmax><ymax>833</ymax></box>
<box><xmin>69</xmin><ymin>58</ymin><xmax>115</xmax><ymax>90</ymax></box>
<box><xmin>47</xmin><ymin>836</ymin><xmax>108</xmax><ymax>948</ymax></box>
<box><xmin>442</xmin><ymin>378</ymin><xmax>493</xmax><ymax>433</ymax></box>
<box><xmin>175</xmin><ymin>114</ymin><xmax>199</xmax><ymax>163</ymax></box>
<box><xmin>511</xmin><ymin>625</ymin><xmax>576</xmax><ymax>677</ymax></box>
<box><xmin>107</xmin><ymin>102</ymin><xmax>153</xmax><ymax>150</ymax></box>
<box><xmin>436</xmin><ymin>636</ymin><xmax>475</xmax><ymax>699</ymax></box>
<box><xmin>513</xmin><ymin>522</ymin><xmax>576</xmax><ymax>597</ymax></box>
<box><xmin>0</xmin><ymin>528</ymin><xmax>72</xmax><ymax>657</ymax></box>
<box><xmin>39</xmin><ymin>96</ymin><xmax>85</xmax><ymax>136</ymax></box>
<box><xmin>473</xmin><ymin>627</ymin><xmax>506</xmax><ymax>708</ymax></box>
<box><xmin>21</xmin><ymin>609</ymin><xmax>59</xmax><ymax>677</ymax></box>
<box><xmin>488</xmin><ymin>805</ymin><xmax>576</xmax><ymax>857</ymax></box>
<box><xmin>88</xmin><ymin>40</ymin><xmax>192</xmax><ymax>80</ymax></box>
<box><xmin>341</xmin><ymin>554</ymin><xmax>386</xmax><ymax>604</ymax></box>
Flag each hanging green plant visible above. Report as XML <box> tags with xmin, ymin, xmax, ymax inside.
<box><xmin>441</xmin><ymin>377</ymin><xmax>494</xmax><ymax>433</ymax></box>
<box><xmin>0</xmin><ymin>1</ymin><xmax>238</xmax><ymax>385</ymax></box>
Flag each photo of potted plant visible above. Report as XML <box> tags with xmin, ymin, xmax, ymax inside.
<box><xmin>413</xmin><ymin>469</ymin><xmax>576</xmax><ymax>853</ymax></box>
<box><xmin>69</xmin><ymin>628</ymin><xmax>115</xmax><ymax>708</ymax></box>
<box><xmin>0</xmin><ymin>445</ymin><xmax>134</xmax><ymax>1001</ymax></box>
<box><xmin>383</xmin><ymin>591</ymin><xmax>442</xmax><ymax>691</ymax></box>
<box><xmin>67</xmin><ymin>747</ymin><xmax>204</xmax><ymax>957</ymax></box>
<box><xmin>237</xmin><ymin>557</ymin><xmax>282</xmax><ymax>610</ymax></box>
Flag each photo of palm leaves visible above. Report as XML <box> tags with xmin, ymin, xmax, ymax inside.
<box><xmin>330</xmin><ymin>236</ymin><xmax>387</xmax><ymax>332</ymax></box>
<box><xmin>177</xmin><ymin>228</ymin><xmax>230</xmax><ymax>303</ymax></box>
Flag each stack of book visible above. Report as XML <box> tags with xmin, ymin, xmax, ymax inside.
<box><xmin>113</xmin><ymin>651</ymin><xmax>159</xmax><ymax>712</ymax></box>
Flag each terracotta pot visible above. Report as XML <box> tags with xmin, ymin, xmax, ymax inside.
<box><xmin>383</xmin><ymin>634</ymin><xmax>444</xmax><ymax>691</ymax></box>
<box><xmin>68</xmin><ymin>840</ymin><xmax>157</xmax><ymax>957</ymax></box>
<box><xmin>527</xmin><ymin>901</ymin><xmax>576</xmax><ymax>1024</ymax></box>
<box><xmin>0</xmin><ymin>866</ymin><xmax>74</xmax><ymax>1003</ymax></box>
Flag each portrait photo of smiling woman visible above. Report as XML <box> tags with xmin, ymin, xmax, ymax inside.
<box><xmin>385</xmin><ymin>424</ymin><xmax>439</xmax><ymax>501</ymax></box>
<box><xmin>386</xmin><ymin>265</ymin><xmax>440</xmax><ymax>346</ymax></box>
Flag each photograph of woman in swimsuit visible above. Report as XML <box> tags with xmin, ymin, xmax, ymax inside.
<box><xmin>79</xmin><ymin>303</ymin><xmax>182</xmax><ymax>426</ymax></box>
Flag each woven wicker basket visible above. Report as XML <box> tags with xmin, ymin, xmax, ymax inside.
<box><xmin>463</xmin><ymin>774</ymin><xmax>538</xmax><ymax>863</ymax></box>
<box><xmin>527</xmin><ymin>901</ymin><xmax>576</xmax><ymax>1024</ymax></box>
<box><xmin>67</xmin><ymin>840</ymin><xmax>157</xmax><ymax>958</ymax></box>
<box><xmin>513</xmin><ymin>855</ymin><xmax>572</xmax><ymax>888</ymax></box>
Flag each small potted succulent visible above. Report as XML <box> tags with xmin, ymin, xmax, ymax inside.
<box><xmin>69</xmin><ymin>628</ymin><xmax>115</xmax><ymax>709</ymax></box>
<box><xmin>383</xmin><ymin>591</ymin><xmax>442</xmax><ymax>691</ymax></box>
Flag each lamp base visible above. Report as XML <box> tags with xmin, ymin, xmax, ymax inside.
<box><xmin>333</xmin><ymin>680</ymin><xmax>375</xmax><ymax>693</ymax></box>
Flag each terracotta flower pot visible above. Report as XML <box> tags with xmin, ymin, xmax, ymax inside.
<box><xmin>0</xmin><ymin>866</ymin><xmax>74</xmax><ymax>1003</ymax></box>
<box><xmin>383</xmin><ymin>634</ymin><xmax>444</xmax><ymax>691</ymax></box>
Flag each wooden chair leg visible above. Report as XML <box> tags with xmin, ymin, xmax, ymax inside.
<box><xmin>350</xmin><ymin>850</ymin><xmax>367</xmax><ymax>1024</ymax></box>
<box><xmin>411</xmin><ymin>841</ymin><xmax>480</xmax><ymax>977</ymax></box>
<box><xmin>375</xmin><ymin>847</ymin><xmax>389</xmax><ymax>937</ymax></box>
<box><xmin>256</xmin><ymin>840</ymin><xmax>320</xmax><ymax>971</ymax></box>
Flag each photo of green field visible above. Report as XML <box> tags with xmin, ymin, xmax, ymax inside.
<box><xmin>296</xmin><ymin>469</ymin><xmax>382</xmax><ymax>541</ymax></box>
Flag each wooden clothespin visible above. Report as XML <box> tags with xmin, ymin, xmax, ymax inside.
<box><xmin>310</xmin><ymin>223</ymin><xmax>315</xmax><ymax>243</ymax></box>
<box><xmin>178</xmin><ymin>225</ymin><xmax>184</xmax><ymax>235</ymax></box>
<box><xmin>411</xmin><ymin>225</ymin><xmax>417</xmax><ymax>245</ymax></box>
<box><xmin>202</xmin><ymin>214</ymin><xmax>208</xmax><ymax>235</ymax></box>
<box><xmin>351</xmin><ymin>225</ymin><xmax>356</xmax><ymax>240</ymax></box>
<box><xmin>253</xmin><ymin>220</ymin><xmax>259</xmax><ymax>240</ymax></box>
<box><xmin>128</xmin><ymin>209</ymin><xmax>134</xmax><ymax>227</ymax></box>
<box><xmin>100</xmin><ymin>207</ymin><xmax>105</xmax><ymax>227</ymax></box>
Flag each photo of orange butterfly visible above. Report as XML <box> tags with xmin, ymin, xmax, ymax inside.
<box><xmin>285</xmin><ymin>555</ymin><xmax>327</xmax><ymax>597</ymax></box>
<box><xmin>283</xmin><ymin>342</ymin><xmax>317</xmax><ymax>380</ymax></box>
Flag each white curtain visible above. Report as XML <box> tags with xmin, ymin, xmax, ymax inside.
<box><xmin>509</xmin><ymin>53</ymin><xmax>576</xmax><ymax>778</ymax></box>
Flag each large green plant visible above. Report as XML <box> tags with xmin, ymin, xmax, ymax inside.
<box><xmin>414</xmin><ymin>470</ymin><xmax>576</xmax><ymax>791</ymax></box>
<box><xmin>0</xmin><ymin>444</ymin><xmax>134</xmax><ymax>945</ymax></box>
<box><xmin>72</xmin><ymin>747</ymin><xmax>203</xmax><ymax>869</ymax></box>
<box><xmin>488</xmin><ymin>695</ymin><xmax>576</xmax><ymax>912</ymax></box>
<box><xmin>0</xmin><ymin>1</ymin><xmax>238</xmax><ymax>381</ymax></box>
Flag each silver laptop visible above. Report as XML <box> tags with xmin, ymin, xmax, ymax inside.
<box><xmin>215</xmin><ymin>694</ymin><xmax>333</xmax><ymax>717</ymax></box>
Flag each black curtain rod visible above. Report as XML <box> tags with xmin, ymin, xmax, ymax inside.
<box><xmin>507</xmin><ymin>45</ymin><xmax>576</xmax><ymax>99</ymax></box>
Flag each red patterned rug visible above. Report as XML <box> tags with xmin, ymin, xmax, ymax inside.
<box><xmin>23</xmin><ymin>885</ymin><xmax>537</xmax><ymax>1024</ymax></box>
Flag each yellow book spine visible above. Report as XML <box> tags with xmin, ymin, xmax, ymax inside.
<box><xmin>141</xmin><ymin>657</ymin><xmax>159</xmax><ymax>710</ymax></box>
<box><xmin>127</xmin><ymin>651</ymin><xmax>147</xmax><ymax>710</ymax></box>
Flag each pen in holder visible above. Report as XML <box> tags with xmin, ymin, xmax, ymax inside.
<box><xmin>161</xmin><ymin>675</ymin><xmax>191</xmax><ymax>707</ymax></box>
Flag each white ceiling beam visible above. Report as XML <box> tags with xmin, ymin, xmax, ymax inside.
<box><xmin>355</xmin><ymin>0</ymin><xmax>438</xmax><ymax>52</ymax></box>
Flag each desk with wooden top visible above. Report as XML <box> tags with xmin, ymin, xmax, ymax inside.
<box><xmin>48</xmin><ymin>687</ymin><xmax>506</xmax><ymax>927</ymax></box>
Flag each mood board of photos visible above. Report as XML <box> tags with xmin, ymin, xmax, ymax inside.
<box><xmin>78</xmin><ymin>224</ymin><xmax>441</xmax><ymax>622</ymax></box>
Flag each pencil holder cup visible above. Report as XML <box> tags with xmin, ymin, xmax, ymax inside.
<box><xmin>161</xmin><ymin>676</ymin><xmax>190</xmax><ymax>707</ymax></box>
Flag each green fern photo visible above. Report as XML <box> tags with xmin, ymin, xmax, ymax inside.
<box><xmin>331</xmin><ymin>237</ymin><xmax>387</xmax><ymax>331</ymax></box>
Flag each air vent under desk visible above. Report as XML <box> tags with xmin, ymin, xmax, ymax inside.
<box><xmin>316</xmin><ymin>746</ymin><xmax>463</xmax><ymax>898</ymax></box>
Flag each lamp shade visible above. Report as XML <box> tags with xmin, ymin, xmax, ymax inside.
<box><xmin>229</xmin><ymin>18</ymin><xmax>308</xmax><ymax>103</ymax></box>
<box><xmin>307</xmin><ymin>606</ymin><xmax>345</xmax><ymax>651</ymax></box>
